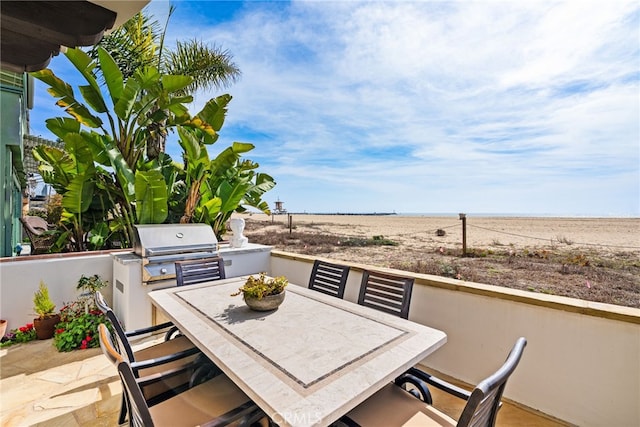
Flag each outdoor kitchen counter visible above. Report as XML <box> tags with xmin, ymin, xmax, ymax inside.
<box><xmin>148</xmin><ymin>276</ymin><xmax>447</xmax><ymax>427</ymax></box>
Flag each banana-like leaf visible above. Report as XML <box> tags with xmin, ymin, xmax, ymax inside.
<box><xmin>63</xmin><ymin>133</ymin><xmax>96</xmax><ymax>176</ymax></box>
<box><xmin>135</xmin><ymin>66</ymin><xmax>161</xmax><ymax>89</ymax></box>
<box><xmin>97</xmin><ymin>47</ymin><xmax>124</xmax><ymax>101</ymax></box>
<box><xmin>161</xmin><ymin>75</ymin><xmax>193</xmax><ymax>93</ymax></box>
<box><xmin>31</xmin><ymin>69</ymin><xmax>103</xmax><ymax>128</ymax></box>
<box><xmin>81</xmin><ymin>131</ymin><xmax>111</xmax><ymax>166</ymax></box>
<box><xmin>62</xmin><ymin>174</ymin><xmax>95</xmax><ymax>214</ymax></box>
<box><xmin>135</xmin><ymin>170</ymin><xmax>168</xmax><ymax>224</ymax></box>
<box><xmin>114</xmin><ymin>75</ymin><xmax>141</xmax><ymax>120</ymax></box>
<box><xmin>45</xmin><ymin>117</ymin><xmax>80</xmax><ymax>139</ymax></box>
<box><xmin>178</xmin><ymin>127</ymin><xmax>209</xmax><ymax>167</ymax></box>
<box><xmin>211</xmin><ymin>142</ymin><xmax>254</xmax><ymax>173</ymax></box>
<box><xmin>65</xmin><ymin>48</ymin><xmax>108</xmax><ymax>113</ymax></box>
<box><xmin>197</xmin><ymin>94</ymin><xmax>231</xmax><ymax>131</ymax></box>
<box><xmin>102</xmin><ymin>140</ymin><xmax>136</xmax><ymax>204</ymax></box>
<box><xmin>217</xmin><ymin>180</ymin><xmax>251</xmax><ymax>213</ymax></box>
<box><xmin>33</xmin><ymin>145</ymin><xmax>73</xmax><ymax>192</ymax></box>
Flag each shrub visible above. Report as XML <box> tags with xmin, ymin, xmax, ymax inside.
<box><xmin>0</xmin><ymin>323</ymin><xmax>37</xmax><ymax>347</ymax></box>
<box><xmin>54</xmin><ymin>309</ymin><xmax>111</xmax><ymax>352</ymax></box>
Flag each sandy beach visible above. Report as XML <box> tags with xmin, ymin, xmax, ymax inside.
<box><xmin>240</xmin><ymin>214</ymin><xmax>639</xmax><ymax>307</ymax></box>
<box><xmin>243</xmin><ymin>214</ymin><xmax>640</xmax><ymax>253</ymax></box>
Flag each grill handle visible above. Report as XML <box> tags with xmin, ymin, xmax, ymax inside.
<box><xmin>145</xmin><ymin>244</ymin><xmax>217</xmax><ymax>256</ymax></box>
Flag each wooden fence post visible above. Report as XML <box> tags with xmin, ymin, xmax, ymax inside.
<box><xmin>459</xmin><ymin>213</ymin><xmax>467</xmax><ymax>256</ymax></box>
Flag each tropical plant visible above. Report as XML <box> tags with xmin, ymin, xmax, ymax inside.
<box><xmin>174</xmin><ymin>125</ymin><xmax>275</xmax><ymax>238</ymax></box>
<box><xmin>32</xmin><ymin>47</ymin><xmax>274</xmax><ymax>249</ymax></box>
<box><xmin>88</xmin><ymin>6</ymin><xmax>241</xmax><ymax>158</ymax></box>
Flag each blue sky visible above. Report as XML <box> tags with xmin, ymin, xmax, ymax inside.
<box><xmin>30</xmin><ymin>0</ymin><xmax>640</xmax><ymax>216</ymax></box>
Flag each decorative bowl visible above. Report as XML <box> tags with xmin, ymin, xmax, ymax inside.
<box><xmin>244</xmin><ymin>291</ymin><xmax>286</xmax><ymax>311</ymax></box>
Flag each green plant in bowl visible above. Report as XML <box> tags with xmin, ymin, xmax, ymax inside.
<box><xmin>232</xmin><ymin>273</ymin><xmax>288</xmax><ymax>300</ymax></box>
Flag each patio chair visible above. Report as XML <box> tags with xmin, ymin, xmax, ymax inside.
<box><xmin>19</xmin><ymin>215</ymin><xmax>57</xmax><ymax>254</ymax></box>
<box><xmin>104</xmin><ymin>327</ymin><xmax>267</xmax><ymax>427</ymax></box>
<box><xmin>357</xmin><ymin>270</ymin><xmax>414</xmax><ymax>319</ymax></box>
<box><xmin>308</xmin><ymin>259</ymin><xmax>350</xmax><ymax>299</ymax></box>
<box><xmin>95</xmin><ymin>292</ymin><xmax>217</xmax><ymax>424</ymax></box>
<box><xmin>175</xmin><ymin>256</ymin><xmax>226</xmax><ymax>287</ymax></box>
<box><xmin>340</xmin><ymin>337</ymin><xmax>528</xmax><ymax>427</ymax></box>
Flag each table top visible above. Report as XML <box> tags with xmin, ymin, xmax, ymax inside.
<box><xmin>148</xmin><ymin>276</ymin><xmax>447</xmax><ymax>427</ymax></box>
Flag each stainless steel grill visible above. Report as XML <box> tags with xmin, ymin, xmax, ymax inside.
<box><xmin>133</xmin><ymin>224</ymin><xmax>218</xmax><ymax>284</ymax></box>
<box><xmin>113</xmin><ymin>223</ymin><xmax>271</xmax><ymax>330</ymax></box>
<box><xmin>113</xmin><ymin>224</ymin><xmax>219</xmax><ymax>330</ymax></box>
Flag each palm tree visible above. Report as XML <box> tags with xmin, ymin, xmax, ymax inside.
<box><xmin>88</xmin><ymin>5</ymin><xmax>241</xmax><ymax>157</ymax></box>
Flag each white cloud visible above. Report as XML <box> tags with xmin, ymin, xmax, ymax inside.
<box><xmin>32</xmin><ymin>0</ymin><xmax>640</xmax><ymax>216</ymax></box>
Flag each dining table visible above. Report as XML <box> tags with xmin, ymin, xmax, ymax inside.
<box><xmin>148</xmin><ymin>276</ymin><xmax>447</xmax><ymax>427</ymax></box>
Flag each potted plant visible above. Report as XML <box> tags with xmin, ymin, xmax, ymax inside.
<box><xmin>33</xmin><ymin>281</ymin><xmax>60</xmax><ymax>339</ymax></box>
<box><xmin>232</xmin><ymin>273</ymin><xmax>288</xmax><ymax>311</ymax></box>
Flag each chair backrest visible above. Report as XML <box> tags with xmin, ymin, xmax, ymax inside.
<box><xmin>457</xmin><ymin>337</ymin><xmax>528</xmax><ymax>427</ymax></box>
<box><xmin>20</xmin><ymin>215</ymin><xmax>49</xmax><ymax>234</ymax></box>
<box><xmin>117</xmin><ymin>360</ymin><xmax>156</xmax><ymax>427</ymax></box>
<box><xmin>19</xmin><ymin>216</ymin><xmax>55</xmax><ymax>254</ymax></box>
<box><xmin>175</xmin><ymin>256</ymin><xmax>226</xmax><ymax>287</ymax></box>
<box><xmin>308</xmin><ymin>260</ymin><xmax>350</xmax><ymax>299</ymax></box>
<box><xmin>357</xmin><ymin>270</ymin><xmax>414</xmax><ymax>319</ymax></box>
<box><xmin>95</xmin><ymin>291</ymin><xmax>136</xmax><ymax>362</ymax></box>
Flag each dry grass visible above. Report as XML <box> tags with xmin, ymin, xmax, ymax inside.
<box><xmin>244</xmin><ymin>219</ymin><xmax>640</xmax><ymax>308</ymax></box>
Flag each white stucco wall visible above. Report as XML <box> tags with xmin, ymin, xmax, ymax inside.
<box><xmin>0</xmin><ymin>253</ymin><xmax>115</xmax><ymax>328</ymax></box>
<box><xmin>2</xmin><ymin>250</ymin><xmax>638</xmax><ymax>426</ymax></box>
<box><xmin>270</xmin><ymin>251</ymin><xmax>640</xmax><ymax>427</ymax></box>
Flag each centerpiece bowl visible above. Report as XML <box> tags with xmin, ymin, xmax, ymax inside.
<box><xmin>232</xmin><ymin>273</ymin><xmax>288</xmax><ymax>311</ymax></box>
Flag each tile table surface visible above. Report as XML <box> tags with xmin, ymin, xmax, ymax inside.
<box><xmin>148</xmin><ymin>277</ymin><xmax>447</xmax><ymax>427</ymax></box>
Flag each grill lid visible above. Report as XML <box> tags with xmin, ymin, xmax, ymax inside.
<box><xmin>133</xmin><ymin>224</ymin><xmax>218</xmax><ymax>257</ymax></box>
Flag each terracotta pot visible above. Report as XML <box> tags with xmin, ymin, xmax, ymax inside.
<box><xmin>245</xmin><ymin>291</ymin><xmax>285</xmax><ymax>312</ymax></box>
<box><xmin>0</xmin><ymin>319</ymin><xmax>7</xmax><ymax>338</ymax></box>
<box><xmin>34</xmin><ymin>314</ymin><xmax>61</xmax><ymax>340</ymax></box>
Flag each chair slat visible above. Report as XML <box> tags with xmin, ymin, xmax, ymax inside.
<box><xmin>308</xmin><ymin>260</ymin><xmax>350</xmax><ymax>299</ymax></box>
<box><xmin>357</xmin><ymin>270</ymin><xmax>414</xmax><ymax>319</ymax></box>
<box><xmin>175</xmin><ymin>256</ymin><xmax>226</xmax><ymax>287</ymax></box>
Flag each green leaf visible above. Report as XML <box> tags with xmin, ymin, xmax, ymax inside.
<box><xmin>135</xmin><ymin>170</ymin><xmax>168</xmax><ymax>224</ymax></box>
<box><xmin>161</xmin><ymin>75</ymin><xmax>193</xmax><ymax>93</ymax></box>
<box><xmin>197</xmin><ymin>94</ymin><xmax>231</xmax><ymax>131</ymax></box>
<box><xmin>65</xmin><ymin>48</ymin><xmax>108</xmax><ymax>113</ymax></box>
<box><xmin>97</xmin><ymin>47</ymin><xmax>124</xmax><ymax>101</ymax></box>
<box><xmin>32</xmin><ymin>69</ymin><xmax>103</xmax><ymax>128</ymax></box>
<box><xmin>63</xmin><ymin>174</ymin><xmax>95</xmax><ymax>214</ymax></box>
<box><xmin>45</xmin><ymin>118</ymin><xmax>80</xmax><ymax>139</ymax></box>
<box><xmin>114</xmin><ymin>77</ymin><xmax>141</xmax><ymax>120</ymax></box>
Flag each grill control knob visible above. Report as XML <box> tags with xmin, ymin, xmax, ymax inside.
<box><xmin>160</xmin><ymin>268</ymin><xmax>168</xmax><ymax>274</ymax></box>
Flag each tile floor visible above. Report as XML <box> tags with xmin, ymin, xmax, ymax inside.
<box><xmin>1</xmin><ymin>337</ymin><xmax>569</xmax><ymax>426</ymax></box>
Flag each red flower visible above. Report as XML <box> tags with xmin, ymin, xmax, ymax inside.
<box><xmin>56</xmin><ymin>328</ymin><xmax>65</xmax><ymax>334</ymax></box>
<box><xmin>26</xmin><ymin>323</ymin><xmax>34</xmax><ymax>329</ymax></box>
<box><xmin>19</xmin><ymin>327</ymin><xmax>27</xmax><ymax>332</ymax></box>
<box><xmin>85</xmin><ymin>335</ymin><xmax>92</xmax><ymax>342</ymax></box>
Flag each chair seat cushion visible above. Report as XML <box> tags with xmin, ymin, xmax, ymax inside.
<box><xmin>149</xmin><ymin>374</ymin><xmax>253</xmax><ymax>427</ymax></box>
<box><xmin>345</xmin><ymin>383</ymin><xmax>457</xmax><ymax>427</ymax></box>
<box><xmin>134</xmin><ymin>335</ymin><xmax>199</xmax><ymax>400</ymax></box>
